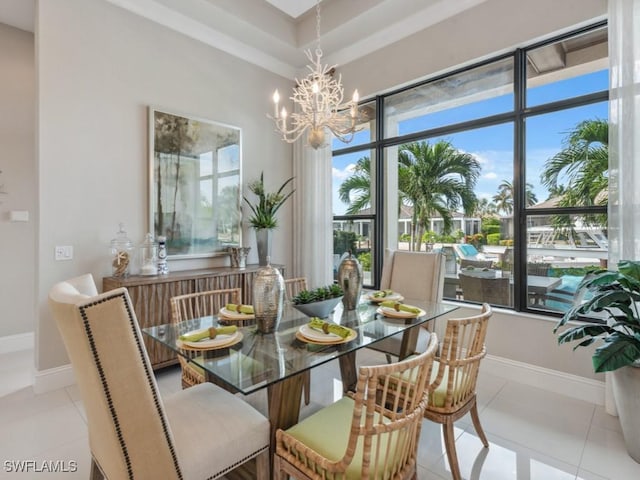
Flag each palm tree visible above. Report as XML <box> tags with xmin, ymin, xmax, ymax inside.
<box><xmin>399</xmin><ymin>141</ymin><xmax>480</xmax><ymax>250</ymax></box>
<box><xmin>338</xmin><ymin>156</ymin><xmax>371</xmax><ymax>214</ymax></box>
<box><xmin>474</xmin><ymin>197</ymin><xmax>498</xmax><ymax>218</ymax></box>
<box><xmin>492</xmin><ymin>180</ymin><xmax>538</xmax><ymax>215</ymax></box>
<box><xmin>540</xmin><ymin>118</ymin><xmax>608</xmax><ymax>208</ymax></box>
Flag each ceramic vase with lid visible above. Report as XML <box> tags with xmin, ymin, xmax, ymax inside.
<box><xmin>157</xmin><ymin>236</ymin><xmax>169</xmax><ymax>275</ymax></box>
<box><xmin>252</xmin><ymin>257</ymin><xmax>284</xmax><ymax>333</ymax></box>
<box><xmin>337</xmin><ymin>251</ymin><xmax>363</xmax><ymax>310</ymax></box>
<box><xmin>110</xmin><ymin>223</ymin><xmax>134</xmax><ymax>278</ymax></box>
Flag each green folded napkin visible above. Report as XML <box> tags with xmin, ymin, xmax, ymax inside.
<box><xmin>308</xmin><ymin>318</ymin><xmax>351</xmax><ymax>339</ymax></box>
<box><xmin>179</xmin><ymin>325</ymin><xmax>237</xmax><ymax>342</ymax></box>
<box><xmin>225</xmin><ymin>303</ymin><xmax>254</xmax><ymax>314</ymax></box>
<box><xmin>372</xmin><ymin>289</ymin><xmax>394</xmax><ymax>298</ymax></box>
<box><xmin>380</xmin><ymin>301</ymin><xmax>421</xmax><ymax>314</ymax></box>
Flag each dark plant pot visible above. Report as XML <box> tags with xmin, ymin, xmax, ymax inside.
<box><xmin>293</xmin><ymin>296</ymin><xmax>343</xmax><ymax>319</ymax></box>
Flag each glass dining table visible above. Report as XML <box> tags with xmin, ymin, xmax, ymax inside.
<box><xmin>143</xmin><ymin>295</ymin><xmax>457</xmax><ymax>463</ymax></box>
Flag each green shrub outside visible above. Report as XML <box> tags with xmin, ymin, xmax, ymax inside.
<box><xmin>358</xmin><ymin>251</ymin><xmax>371</xmax><ymax>272</ymax></box>
<box><xmin>486</xmin><ymin>233</ymin><xmax>501</xmax><ymax>245</ymax></box>
<box><xmin>333</xmin><ymin>230</ymin><xmax>357</xmax><ymax>255</ymax></box>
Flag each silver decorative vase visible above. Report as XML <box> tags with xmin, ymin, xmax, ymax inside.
<box><xmin>255</xmin><ymin>228</ymin><xmax>272</xmax><ymax>266</ymax></box>
<box><xmin>337</xmin><ymin>251</ymin><xmax>363</xmax><ymax>310</ymax></box>
<box><xmin>252</xmin><ymin>258</ymin><xmax>284</xmax><ymax>334</ymax></box>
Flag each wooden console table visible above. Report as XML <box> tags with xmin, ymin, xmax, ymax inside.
<box><xmin>103</xmin><ymin>264</ymin><xmax>285</xmax><ymax>369</ymax></box>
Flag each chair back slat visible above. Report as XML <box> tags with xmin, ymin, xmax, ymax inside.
<box><xmin>284</xmin><ymin>277</ymin><xmax>308</xmax><ymax>301</ymax></box>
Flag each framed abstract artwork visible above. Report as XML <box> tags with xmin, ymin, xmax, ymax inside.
<box><xmin>149</xmin><ymin>108</ymin><xmax>242</xmax><ymax>258</ymax></box>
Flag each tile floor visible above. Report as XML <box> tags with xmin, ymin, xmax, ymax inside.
<box><xmin>1</xmin><ymin>347</ymin><xmax>639</xmax><ymax>479</ymax></box>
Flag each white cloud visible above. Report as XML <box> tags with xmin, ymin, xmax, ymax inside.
<box><xmin>483</xmin><ymin>172</ymin><xmax>498</xmax><ymax>180</ymax></box>
<box><xmin>332</xmin><ymin>163</ymin><xmax>356</xmax><ymax>180</ymax></box>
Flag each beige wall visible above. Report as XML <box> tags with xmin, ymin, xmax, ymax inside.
<box><xmin>36</xmin><ymin>0</ymin><xmax>293</xmax><ymax>371</ymax></box>
<box><xmin>0</xmin><ymin>23</ymin><xmax>36</xmax><ymax>338</ymax></box>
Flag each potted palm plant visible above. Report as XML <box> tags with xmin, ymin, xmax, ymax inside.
<box><xmin>243</xmin><ymin>172</ymin><xmax>294</xmax><ymax>266</ymax></box>
<box><xmin>554</xmin><ymin>259</ymin><xmax>640</xmax><ymax>462</ymax></box>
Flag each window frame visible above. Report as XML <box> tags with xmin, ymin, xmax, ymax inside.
<box><xmin>332</xmin><ymin>21</ymin><xmax>608</xmax><ymax>315</ymax></box>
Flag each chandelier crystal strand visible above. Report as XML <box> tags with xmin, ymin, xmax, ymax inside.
<box><xmin>269</xmin><ymin>0</ymin><xmax>360</xmax><ymax>149</ymax></box>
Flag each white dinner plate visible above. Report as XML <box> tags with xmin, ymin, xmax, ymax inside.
<box><xmin>178</xmin><ymin>329</ymin><xmax>243</xmax><ymax>349</ymax></box>
<box><xmin>376</xmin><ymin>306</ymin><xmax>425</xmax><ymax>319</ymax></box>
<box><xmin>219</xmin><ymin>307</ymin><xmax>255</xmax><ymax>320</ymax></box>
<box><xmin>367</xmin><ymin>292</ymin><xmax>404</xmax><ymax>303</ymax></box>
<box><xmin>297</xmin><ymin>324</ymin><xmax>357</xmax><ymax>344</ymax></box>
<box><xmin>299</xmin><ymin>323</ymin><xmax>342</xmax><ymax>341</ymax></box>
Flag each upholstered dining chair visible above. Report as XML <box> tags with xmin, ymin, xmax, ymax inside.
<box><xmin>459</xmin><ymin>273</ymin><xmax>510</xmax><ymax>306</ymax></box>
<box><xmin>274</xmin><ymin>333</ymin><xmax>438</xmax><ymax>480</ymax></box>
<box><xmin>170</xmin><ymin>288</ymin><xmax>244</xmax><ymax>389</ymax></box>
<box><xmin>284</xmin><ymin>277</ymin><xmax>312</xmax><ymax>406</ymax></box>
<box><xmin>370</xmin><ymin>250</ymin><xmax>445</xmax><ymax>361</ymax></box>
<box><xmin>49</xmin><ymin>275</ymin><xmax>270</xmax><ymax>480</ymax></box>
<box><xmin>424</xmin><ymin>304</ymin><xmax>492</xmax><ymax>480</ymax></box>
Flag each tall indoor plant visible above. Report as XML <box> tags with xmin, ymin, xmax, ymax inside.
<box><xmin>554</xmin><ymin>259</ymin><xmax>640</xmax><ymax>462</ymax></box>
<box><xmin>243</xmin><ymin>172</ymin><xmax>294</xmax><ymax>266</ymax></box>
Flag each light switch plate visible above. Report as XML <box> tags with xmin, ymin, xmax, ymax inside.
<box><xmin>55</xmin><ymin>246</ymin><xmax>73</xmax><ymax>261</ymax></box>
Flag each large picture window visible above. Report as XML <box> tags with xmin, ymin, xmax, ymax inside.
<box><xmin>332</xmin><ymin>22</ymin><xmax>608</xmax><ymax>315</ymax></box>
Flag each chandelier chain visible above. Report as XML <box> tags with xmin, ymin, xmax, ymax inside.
<box><xmin>315</xmin><ymin>0</ymin><xmax>322</xmax><ymax>56</ymax></box>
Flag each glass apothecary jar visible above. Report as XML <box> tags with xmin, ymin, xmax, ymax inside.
<box><xmin>139</xmin><ymin>232</ymin><xmax>158</xmax><ymax>276</ymax></box>
<box><xmin>110</xmin><ymin>223</ymin><xmax>133</xmax><ymax>277</ymax></box>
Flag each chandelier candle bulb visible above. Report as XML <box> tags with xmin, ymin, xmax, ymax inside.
<box><xmin>273</xmin><ymin>90</ymin><xmax>280</xmax><ymax>117</ymax></box>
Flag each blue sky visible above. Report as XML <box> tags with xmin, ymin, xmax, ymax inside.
<box><xmin>332</xmin><ymin>69</ymin><xmax>608</xmax><ymax>215</ymax></box>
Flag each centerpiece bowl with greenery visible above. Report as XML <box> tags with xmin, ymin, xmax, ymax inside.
<box><xmin>292</xmin><ymin>284</ymin><xmax>344</xmax><ymax>319</ymax></box>
<box><xmin>553</xmin><ymin>259</ymin><xmax>640</xmax><ymax>462</ymax></box>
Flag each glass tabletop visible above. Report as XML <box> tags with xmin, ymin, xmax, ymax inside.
<box><xmin>143</xmin><ymin>297</ymin><xmax>457</xmax><ymax>395</ymax></box>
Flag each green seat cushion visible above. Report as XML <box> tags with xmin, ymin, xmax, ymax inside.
<box><xmin>284</xmin><ymin>396</ymin><xmax>404</xmax><ymax>479</ymax></box>
<box><xmin>429</xmin><ymin>361</ymin><xmax>469</xmax><ymax>408</ymax></box>
<box><xmin>398</xmin><ymin>356</ymin><xmax>468</xmax><ymax>408</ymax></box>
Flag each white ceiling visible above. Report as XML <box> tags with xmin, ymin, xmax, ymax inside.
<box><xmin>265</xmin><ymin>0</ymin><xmax>318</xmax><ymax>19</ymax></box>
<box><xmin>0</xmin><ymin>0</ymin><xmax>486</xmax><ymax>78</ymax></box>
<box><xmin>0</xmin><ymin>0</ymin><xmax>34</xmax><ymax>33</ymax></box>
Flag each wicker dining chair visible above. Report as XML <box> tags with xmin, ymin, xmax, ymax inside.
<box><xmin>285</xmin><ymin>277</ymin><xmax>312</xmax><ymax>406</ymax></box>
<box><xmin>170</xmin><ymin>288</ymin><xmax>244</xmax><ymax>389</ymax></box>
<box><xmin>424</xmin><ymin>304</ymin><xmax>492</xmax><ymax>480</ymax></box>
<box><xmin>49</xmin><ymin>275</ymin><xmax>270</xmax><ymax>480</ymax></box>
<box><xmin>274</xmin><ymin>333</ymin><xmax>438</xmax><ymax>480</ymax></box>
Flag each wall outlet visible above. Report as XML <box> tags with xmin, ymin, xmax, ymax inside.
<box><xmin>55</xmin><ymin>245</ymin><xmax>73</xmax><ymax>261</ymax></box>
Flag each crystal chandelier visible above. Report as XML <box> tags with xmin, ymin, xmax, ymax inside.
<box><xmin>269</xmin><ymin>0</ymin><xmax>360</xmax><ymax>150</ymax></box>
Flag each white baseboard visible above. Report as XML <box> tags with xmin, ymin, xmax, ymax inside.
<box><xmin>32</xmin><ymin>364</ymin><xmax>76</xmax><ymax>394</ymax></box>
<box><xmin>483</xmin><ymin>354</ymin><xmax>605</xmax><ymax>406</ymax></box>
<box><xmin>0</xmin><ymin>332</ymin><xmax>34</xmax><ymax>354</ymax></box>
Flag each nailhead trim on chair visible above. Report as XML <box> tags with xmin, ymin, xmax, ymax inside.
<box><xmin>206</xmin><ymin>446</ymin><xmax>270</xmax><ymax>480</ymax></box>
<box><xmin>79</xmin><ymin>291</ymin><xmax>183</xmax><ymax>480</ymax></box>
